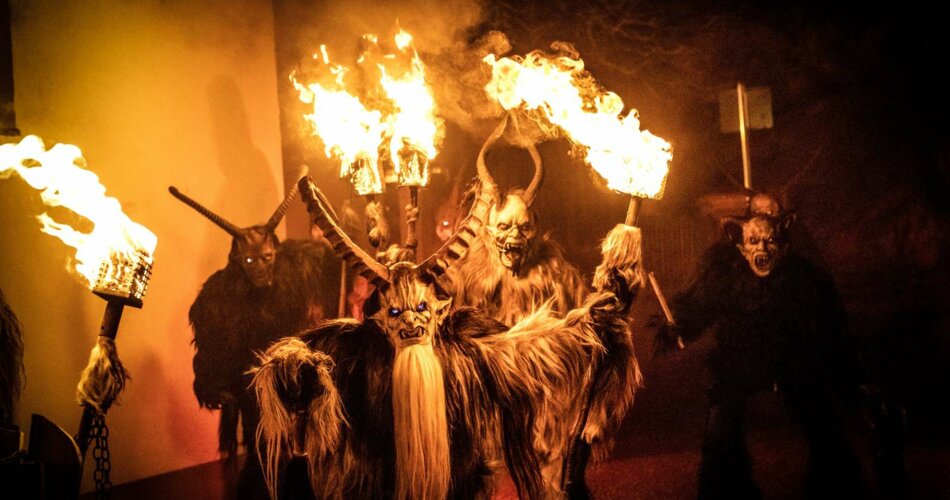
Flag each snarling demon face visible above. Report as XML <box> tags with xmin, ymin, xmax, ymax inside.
<box><xmin>231</xmin><ymin>227</ymin><xmax>278</xmax><ymax>287</ymax></box>
<box><xmin>736</xmin><ymin>216</ymin><xmax>783</xmax><ymax>277</ymax></box>
<box><xmin>370</xmin><ymin>263</ymin><xmax>451</xmax><ymax>349</ymax></box>
<box><xmin>486</xmin><ymin>194</ymin><xmax>537</xmax><ymax>272</ymax></box>
<box><xmin>723</xmin><ymin>193</ymin><xmax>793</xmax><ymax>278</ymax></box>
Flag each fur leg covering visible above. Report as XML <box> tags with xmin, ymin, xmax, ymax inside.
<box><xmin>250</xmin><ymin>338</ymin><xmax>346</xmax><ymax>500</ymax></box>
<box><xmin>593</xmin><ymin>224</ymin><xmax>645</xmax><ymax>304</ymax></box>
<box><xmin>76</xmin><ymin>337</ymin><xmax>129</xmax><ymax>413</ymax></box>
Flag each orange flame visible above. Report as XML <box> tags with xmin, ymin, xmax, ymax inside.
<box><xmin>292</xmin><ymin>45</ymin><xmax>387</xmax><ymax>195</ymax></box>
<box><xmin>293</xmin><ymin>28</ymin><xmax>443</xmax><ymax>193</ymax></box>
<box><xmin>1</xmin><ymin>135</ymin><xmax>157</xmax><ymax>292</ymax></box>
<box><xmin>483</xmin><ymin>48</ymin><xmax>672</xmax><ymax>199</ymax></box>
<box><xmin>377</xmin><ymin>29</ymin><xmax>442</xmax><ymax>187</ymax></box>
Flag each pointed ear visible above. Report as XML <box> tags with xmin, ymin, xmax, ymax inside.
<box><xmin>720</xmin><ymin>217</ymin><xmax>744</xmax><ymax>245</ymax></box>
<box><xmin>433</xmin><ymin>296</ymin><xmax>452</xmax><ymax>322</ymax></box>
<box><xmin>777</xmin><ymin>211</ymin><xmax>796</xmax><ymax>236</ymax></box>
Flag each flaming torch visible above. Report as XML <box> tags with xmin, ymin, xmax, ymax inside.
<box><xmin>484</xmin><ymin>44</ymin><xmax>671</xmax><ymax>489</ymax></box>
<box><xmin>483</xmin><ymin>44</ymin><xmax>672</xmax><ymax>225</ymax></box>
<box><xmin>295</xmin><ymin>28</ymin><xmax>443</xmax><ymax>263</ymax></box>
<box><xmin>292</xmin><ymin>44</ymin><xmax>391</xmax><ymax>251</ymax></box>
<box><xmin>376</xmin><ymin>28</ymin><xmax>444</xmax><ymax>260</ymax></box>
<box><xmin>1</xmin><ymin>135</ymin><xmax>156</xmax><ymax>491</ymax></box>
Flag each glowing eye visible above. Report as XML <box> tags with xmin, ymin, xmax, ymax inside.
<box><xmin>416</xmin><ymin>302</ymin><xmax>427</xmax><ymax>312</ymax></box>
<box><xmin>388</xmin><ymin>307</ymin><xmax>401</xmax><ymax>317</ymax></box>
<box><xmin>245</xmin><ymin>257</ymin><xmax>254</xmax><ymax>264</ymax></box>
<box><xmin>441</xmin><ymin>220</ymin><xmax>450</xmax><ymax>227</ymax></box>
<box><xmin>750</xmin><ymin>238</ymin><xmax>759</xmax><ymax>245</ymax></box>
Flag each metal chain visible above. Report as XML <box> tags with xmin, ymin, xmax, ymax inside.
<box><xmin>91</xmin><ymin>413</ymin><xmax>113</xmax><ymax>498</ymax></box>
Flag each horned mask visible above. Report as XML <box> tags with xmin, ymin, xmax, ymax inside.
<box><xmin>722</xmin><ymin>193</ymin><xmax>795</xmax><ymax>278</ymax></box>
<box><xmin>168</xmin><ymin>184</ymin><xmax>298</xmax><ymax>287</ymax></box>
<box><xmin>298</xmin><ymin>173</ymin><xmax>492</xmax><ymax>348</ymax></box>
<box><xmin>477</xmin><ymin>116</ymin><xmax>544</xmax><ymax>273</ymax></box>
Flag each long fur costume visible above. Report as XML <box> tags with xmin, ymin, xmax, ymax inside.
<box><xmin>190</xmin><ymin>238</ymin><xmax>340</xmax><ymax>457</ymax></box>
<box><xmin>672</xmin><ymin>242</ymin><xmax>861</xmax><ymax>393</ymax></box>
<box><xmin>1</xmin><ymin>289</ymin><xmax>24</xmax><ymax>426</ymax></box>
<box><xmin>442</xmin><ymin>223</ymin><xmax>588</xmax><ymax>327</ymax></box>
<box><xmin>670</xmin><ymin>241</ymin><xmax>867</xmax><ymax>498</ymax></box>
<box><xmin>252</xmin><ymin>224</ymin><xmax>643</xmax><ymax>500</ymax></box>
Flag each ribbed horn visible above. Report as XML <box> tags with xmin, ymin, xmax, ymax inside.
<box><xmin>168</xmin><ymin>186</ymin><xmax>243</xmax><ymax>238</ymax></box>
<box><xmin>421</xmin><ymin>179</ymin><xmax>494</xmax><ymax>278</ymax></box>
<box><xmin>265</xmin><ymin>165</ymin><xmax>309</xmax><ymax>232</ymax></box>
<box><xmin>298</xmin><ymin>176</ymin><xmax>390</xmax><ymax>287</ymax></box>
<box><xmin>522</xmin><ymin>142</ymin><xmax>544</xmax><ymax>206</ymax></box>
<box><xmin>476</xmin><ymin>116</ymin><xmax>508</xmax><ymax>199</ymax></box>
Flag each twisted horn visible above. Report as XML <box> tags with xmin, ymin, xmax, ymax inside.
<box><xmin>168</xmin><ymin>186</ymin><xmax>243</xmax><ymax>238</ymax></box>
<box><xmin>298</xmin><ymin>176</ymin><xmax>390</xmax><ymax>287</ymax></box>
<box><xmin>476</xmin><ymin>116</ymin><xmax>508</xmax><ymax>199</ymax></box>
<box><xmin>522</xmin><ymin>142</ymin><xmax>544</xmax><ymax>206</ymax></box>
<box><xmin>421</xmin><ymin>179</ymin><xmax>494</xmax><ymax>278</ymax></box>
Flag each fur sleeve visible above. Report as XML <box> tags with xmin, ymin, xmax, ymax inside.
<box><xmin>275</xmin><ymin>239</ymin><xmax>341</xmax><ymax>326</ymax></box>
<box><xmin>189</xmin><ymin>266</ymin><xmax>247</xmax><ymax>407</ymax></box>
<box><xmin>672</xmin><ymin>242</ymin><xmax>738</xmax><ymax>341</ymax></box>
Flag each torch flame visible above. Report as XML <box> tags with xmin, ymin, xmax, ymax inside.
<box><xmin>292</xmin><ymin>46</ymin><xmax>387</xmax><ymax>195</ymax></box>
<box><xmin>1</xmin><ymin>135</ymin><xmax>157</xmax><ymax>295</ymax></box>
<box><xmin>483</xmin><ymin>48</ymin><xmax>672</xmax><ymax>199</ymax></box>
<box><xmin>378</xmin><ymin>29</ymin><xmax>442</xmax><ymax>187</ymax></box>
<box><xmin>293</xmin><ymin>28</ymin><xmax>443</xmax><ymax>193</ymax></box>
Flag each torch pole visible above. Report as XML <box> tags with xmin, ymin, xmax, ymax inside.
<box><xmin>404</xmin><ymin>186</ymin><xmax>419</xmax><ymax>261</ymax></box>
<box><xmin>76</xmin><ymin>298</ymin><xmax>125</xmax><ymax>456</ymax></box>
<box><xmin>625</xmin><ymin>196</ymin><xmax>643</xmax><ymax>226</ymax></box>
<box><xmin>737</xmin><ymin>82</ymin><xmax>752</xmax><ymax>190</ymax></box>
<box><xmin>648</xmin><ymin>271</ymin><xmax>684</xmax><ymax>350</ymax></box>
<box><xmin>338</xmin><ymin>261</ymin><xmax>347</xmax><ymax>318</ymax></box>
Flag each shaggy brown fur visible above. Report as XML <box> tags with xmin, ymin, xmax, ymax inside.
<box><xmin>443</xmin><ymin>226</ymin><xmax>588</xmax><ymax>326</ymax></box>
<box><xmin>252</xmin><ymin>224</ymin><xmax>644</xmax><ymax>500</ymax></box>
<box><xmin>76</xmin><ymin>337</ymin><xmax>129</xmax><ymax>413</ymax></box>
<box><xmin>190</xmin><ymin>239</ymin><xmax>339</xmax><ymax>457</ymax></box>
<box><xmin>0</xmin><ymin>289</ymin><xmax>24</xmax><ymax>426</ymax></box>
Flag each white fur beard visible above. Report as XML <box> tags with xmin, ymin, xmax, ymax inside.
<box><xmin>392</xmin><ymin>343</ymin><xmax>451</xmax><ymax>500</ymax></box>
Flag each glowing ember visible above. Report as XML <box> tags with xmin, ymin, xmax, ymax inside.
<box><xmin>483</xmin><ymin>47</ymin><xmax>672</xmax><ymax>199</ymax></box>
<box><xmin>292</xmin><ymin>28</ymin><xmax>443</xmax><ymax>193</ymax></box>
<box><xmin>0</xmin><ymin>135</ymin><xmax>157</xmax><ymax>296</ymax></box>
<box><xmin>292</xmin><ymin>45</ymin><xmax>387</xmax><ymax>195</ymax></box>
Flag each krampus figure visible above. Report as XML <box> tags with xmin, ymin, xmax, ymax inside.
<box><xmin>444</xmin><ymin>117</ymin><xmax>587</xmax><ymax>326</ymax></box>
<box><xmin>251</xmin><ymin>176</ymin><xmax>643</xmax><ymax>499</ymax></box>
<box><xmin>169</xmin><ymin>183</ymin><xmax>339</xmax><ymax>498</ymax></box>
<box><xmin>656</xmin><ymin>193</ymin><xmax>878</xmax><ymax>499</ymax></box>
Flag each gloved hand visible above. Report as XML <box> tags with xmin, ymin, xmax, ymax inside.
<box><xmin>652</xmin><ymin>318</ymin><xmax>685</xmax><ymax>358</ymax></box>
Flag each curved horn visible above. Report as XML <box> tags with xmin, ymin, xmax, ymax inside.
<box><xmin>476</xmin><ymin>116</ymin><xmax>508</xmax><ymax>198</ymax></box>
<box><xmin>421</xmin><ymin>179</ymin><xmax>494</xmax><ymax>278</ymax></box>
<box><xmin>264</xmin><ymin>182</ymin><xmax>299</xmax><ymax>233</ymax></box>
<box><xmin>168</xmin><ymin>186</ymin><xmax>243</xmax><ymax>238</ymax></box>
<box><xmin>298</xmin><ymin>176</ymin><xmax>390</xmax><ymax>287</ymax></box>
<box><xmin>522</xmin><ymin>142</ymin><xmax>544</xmax><ymax>206</ymax></box>
<box><xmin>265</xmin><ymin>165</ymin><xmax>308</xmax><ymax>232</ymax></box>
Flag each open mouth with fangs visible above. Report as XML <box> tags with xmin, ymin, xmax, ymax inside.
<box><xmin>399</xmin><ymin>326</ymin><xmax>427</xmax><ymax>345</ymax></box>
<box><xmin>498</xmin><ymin>242</ymin><xmax>525</xmax><ymax>266</ymax></box>
<box><xmin>752</xmin><ymin>253</ymin><xmax>773</xmax><ymax>275</ymax></box>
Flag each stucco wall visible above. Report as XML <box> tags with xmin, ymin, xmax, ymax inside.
<box><xmin>1</xmin><ymin>0</ymin><xmax>283</xmax><ymax>490</ymax></box>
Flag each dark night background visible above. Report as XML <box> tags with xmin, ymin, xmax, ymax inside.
<box><xmin>271</xmin><ymin>0</ymin><xmax>947</xmax><ymax>497</ymax></box>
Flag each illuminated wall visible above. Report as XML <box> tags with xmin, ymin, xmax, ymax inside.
<box><xmin>0</xmin><ymin>0</ymin><xmax>284</xmax><ymax>490</ymax></box>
